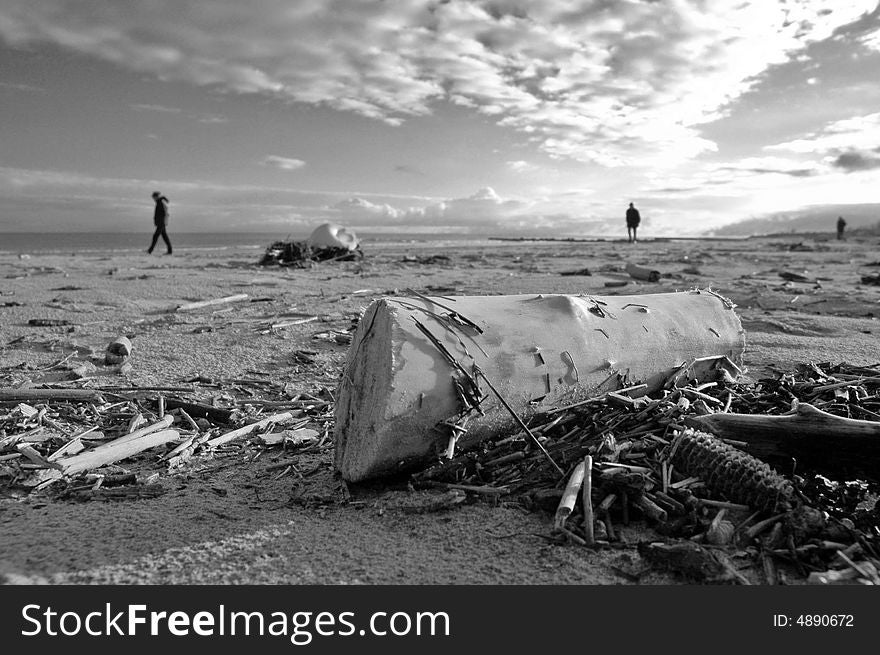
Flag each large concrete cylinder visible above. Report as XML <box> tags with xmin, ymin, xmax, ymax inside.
<box><xmin>335</xmin><ymin>290</ymin><xmax>744</xmax><ymax>482</ymax></box>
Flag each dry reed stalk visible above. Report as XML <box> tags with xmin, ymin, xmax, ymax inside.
<box><xmin>583</xmin><ymin>455</ymin><xmax>595</xmax><ymax>546</ymax></box>
<box><xmin>554</xmin><ymin>461</ymin><xmax>586</xmax><ymax>530</ymax></box>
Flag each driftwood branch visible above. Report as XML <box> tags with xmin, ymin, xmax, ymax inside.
<box><xmin>163</xmin><ymin>398</ymin><xmax>235</xmax><ymax>424</ymax></box>
<box><xmin>625</xmin><ymin>263</ymin><xmax>660</xmax><ymax>282</ymax></box>
<box><xmin>57</xmin><ymin>429</ymin><xmax>180</xmax><ymax>475</ymax></box>
<box><xmin>111</xmin><ymin>415</ymin><xmax>175</xmax><ymax>446</ymax></box>
<box><xmin>176</xmin><ymin>294</ymin><xmax>249</xmax><ymax>312</ymax></box>
<box><xmin>0</xmin><ymin>388</ymin><xmax>105</xmax><ymax>403</ymax></box>
<box><xmin>206</xmin><ymin>411</ymin><xmax>295</xmax><ymax>448</ymax></box>
<box><xmin>685</xmin><ymin>403</ymin><xmax>880</xmax><ymax>480</ymax></box>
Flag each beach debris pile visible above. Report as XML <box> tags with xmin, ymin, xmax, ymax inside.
<box><xmin>0</xmin><ymin>380</ymin><xmax>335</xmax><ymax>501</ymax></box>
<box><xmin>410</xmin><ymin>361</ymin><xmax>880</xmax><ymax>584</ymax></box>
<box><xmin>259</xmin><ymin>223</ymin><xmax>363</xmax><ymax>267</ymax></box>
<box><xmin>259</xmin><ymin>241</ymin><xmax>362</xmax><ymax>267</ymax></box>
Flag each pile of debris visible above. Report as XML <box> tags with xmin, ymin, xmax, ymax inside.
<box><xmin>410</xmin><ymin>361</ymin><xmax>880</xmax><ymax>584</ymax></box>
<box><xmin>259</xmin><ymin>240</ymin><xmax>362</xmax><ymax>267</ymax></box>
<box><xmin>0</xmin><ymin>381</ymin><xmax>335</xmax><ymax>501</ymax></box>
<box><xmin>259</xmin><ymin>222</ymin><xmax>363</xmax><ymax>267</ymax></box>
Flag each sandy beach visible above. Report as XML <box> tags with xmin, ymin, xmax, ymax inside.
<box><xmin>1</xmin><ymin>232</ymin><xmax>878</xmax><ymax>584</ymax></box>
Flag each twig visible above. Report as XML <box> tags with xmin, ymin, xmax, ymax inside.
<box><xmin>556</xmin><ymin>525</ymin><xmax>587</xmax><ymax>546</ymax></box>
<box><xmin>583</xmin><ymin>455</ymin><xmax>595</xmax><ymax>546</ymax></box>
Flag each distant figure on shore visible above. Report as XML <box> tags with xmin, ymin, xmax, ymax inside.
<box><xmin>836</xmin><ymin>216</ymin><xmax>846</xmax><ymax>241</ymax></box>
<box><xmin>147</xmin><ymin>191</ymin><xmax>172</xmax><ymax>255</ymax></box>
<box><xmin>626</xmin><ymin>202</ymin><xmax>641</xmax><ymax>243</ymax></box>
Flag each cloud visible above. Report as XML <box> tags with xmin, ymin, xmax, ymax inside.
<box><xmin>831</xmin><ymin>149</ymin><xmax>880</xmax><ymax>171</ymax></box>
<box><xmin>130</xmin><ymin>103</ymin><xmax>181</xmax><ymax>113</ymax></box>
<box><xmin>715</xmin><ymin>156</ymin><xmax>820</xmax><ymax>178</ymax></box>
<box><xmin>1</xmin><ymin>0</ymin><xmax>875</xmax><ymax>168</ymax></box>
<box><xmin>197</xmin><ymin>114</ymin><xmax>228</xmax><ymax>124</ymax></box>
<box><xmin>129</xmin><ymin>104</ymin><xmax>228</xmax><ymax>124</ymax></box>
<box><xmin>765</xmin><ymin>112</ymin><xmax>880</xmax><ymax>174</ymax></box>
<box><xmin>767</xmin><ymin>112</ymin><xmax>880</xmax><ymax>153</ymax></box>
<box><xmin>331</xmin><ymin>197</ymin><xmax>403</xmax><ymax>221</ymax></box>
<box><xmin>0</xmin><ymin>81</ymin><xmax>46</xmax><ymax>93</ymax></box>
<box><xmin>861</xmin><ymin>26</ymin><xmax>880</xmax><ymax>49</ymax></box>
<box><xmin>261</xmin><ymin>155</ymin><xmax>306</xmax><ymax>171</ymax></box>
<box><xmin>644</xmin><ymin>156</ymin><xmax>823</xmax><ymax>198</ymax></box>
<box><xmin>506</xmin><ymin>160</ymin><xmax>538</xmax><ymax>173</ymax></box>
<box><xmin>327</xmin><ymin>186</ymin><xmax>539</xmax><ymax>231</ymax></box>
<box><xmin>393</xmin><ymin>164</ymin><xmax>425</xmax><ymax>176</ymax></box>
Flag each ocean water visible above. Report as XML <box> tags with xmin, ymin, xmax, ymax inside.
<box><xmin>0</xmin><ymin>231</ymin><xmax>303</xmax><ymax>255</ymax></box>
<box><xmin>0</xmin><ymin>231</ymin><xmax>532</xmax><ymax>255</ymax></box>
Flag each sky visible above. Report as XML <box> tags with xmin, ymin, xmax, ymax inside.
<box><xmin>1</xmin><ymin>0</ymin><xmax>879</xmax><ymax>237</ymax></box>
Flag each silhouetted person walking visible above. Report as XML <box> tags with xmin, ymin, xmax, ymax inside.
<box><xmin>836</xmin><ymin>216</ymin><xmax>846</xmax><ymax>241</ymax></box>
<box><xmin>626</xmin><ymin>202</ymin><xmax>641</xmax><ymax>243</ymax></box>
<box><xmin>147</xmin><ymin>191</ymin><xmax>172</xmax><ymax>255</ymax></box>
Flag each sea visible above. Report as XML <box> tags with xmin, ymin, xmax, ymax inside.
<box><xmin>0</xmin><ymin>231</ymin><xmax>512</xmax><ymax>256</ymax></box>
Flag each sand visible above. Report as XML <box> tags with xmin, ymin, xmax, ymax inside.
<box><xmin>1</xmin><ymin>233</ymin><xmax>878</xmax><ymax>584</ymax></box>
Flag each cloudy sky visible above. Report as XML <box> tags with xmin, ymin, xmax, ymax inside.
<box><xmin>1</xmin><ymin>0</ymin><xmax>879</xmax><ymax>236</ymax></box>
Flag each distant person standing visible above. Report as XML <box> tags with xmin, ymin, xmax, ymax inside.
<box><xmin>836</xmin><ymin>216</ymin><xmax>846</xmax><ymax>240</ymax></box>
<box><xmin>626</xmin><ymin>202</ymin><xmax>641</xmax><ymax>243</ymax></box>
<box><xmin>147</xmin><ymin>191</ymin><xmax>172</xmax><ymax>255</ymax></box>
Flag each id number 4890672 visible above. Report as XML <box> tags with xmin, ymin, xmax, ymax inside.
<box><xmin>773</xmin><ymin>614</ymin><xmax>854</xmax><ymax>627</ymax></box>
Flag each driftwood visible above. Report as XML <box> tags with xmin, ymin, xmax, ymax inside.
<box><xmin>176</xmin><ymin>294</ymin><xmax>249</xmax><ymax>312</ymax></box>
<box><xmin>336</xmin><ymin>290</ymin><xmax>744</xmax><ymax>482</ymax></box>
<box><xmin>206</xmin><ymin>411</ymin><xmax>296</xmax><ymax>448</ymax></box>
<box><xmin>633</xmin><ymin>494</ymin><xmax>667</xmax><ymax>522</ymax></box>
<box><xmin>625</xmin><ymin>263</ymin><xmax>661</xmax><ymax>282</ymax></box>
<box><xmin>47</xmin><ymin>436</ymin><xmax>85</xmax><ymax>461</ymax></box>
<box><xmin>56</xmin><ymin>428</ymin><xmax>180</xmax><ymax>475</ymax></box>
<box><xmin>685</xmin><ymin>402</ymin><xmax>880</xmax><ymax>480</ymax></box>
<box><xmin>163</xmin><ymin>398</ymin><xmax>235</xmax><ymax>424</ymax></box>
<box><xmin>0</xmin><ymin>388</ymin><xmax>105</xmax><ymax>403</ymax></box>
<box><xmin>111</xmin><ymin>415</ymin><xmax>174</xmax><ymax>446</ymax></box>
<box><xmin>270</xmin><ymin>317</ymin><xmax>319</xmax><ymax>329</ymax></box>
